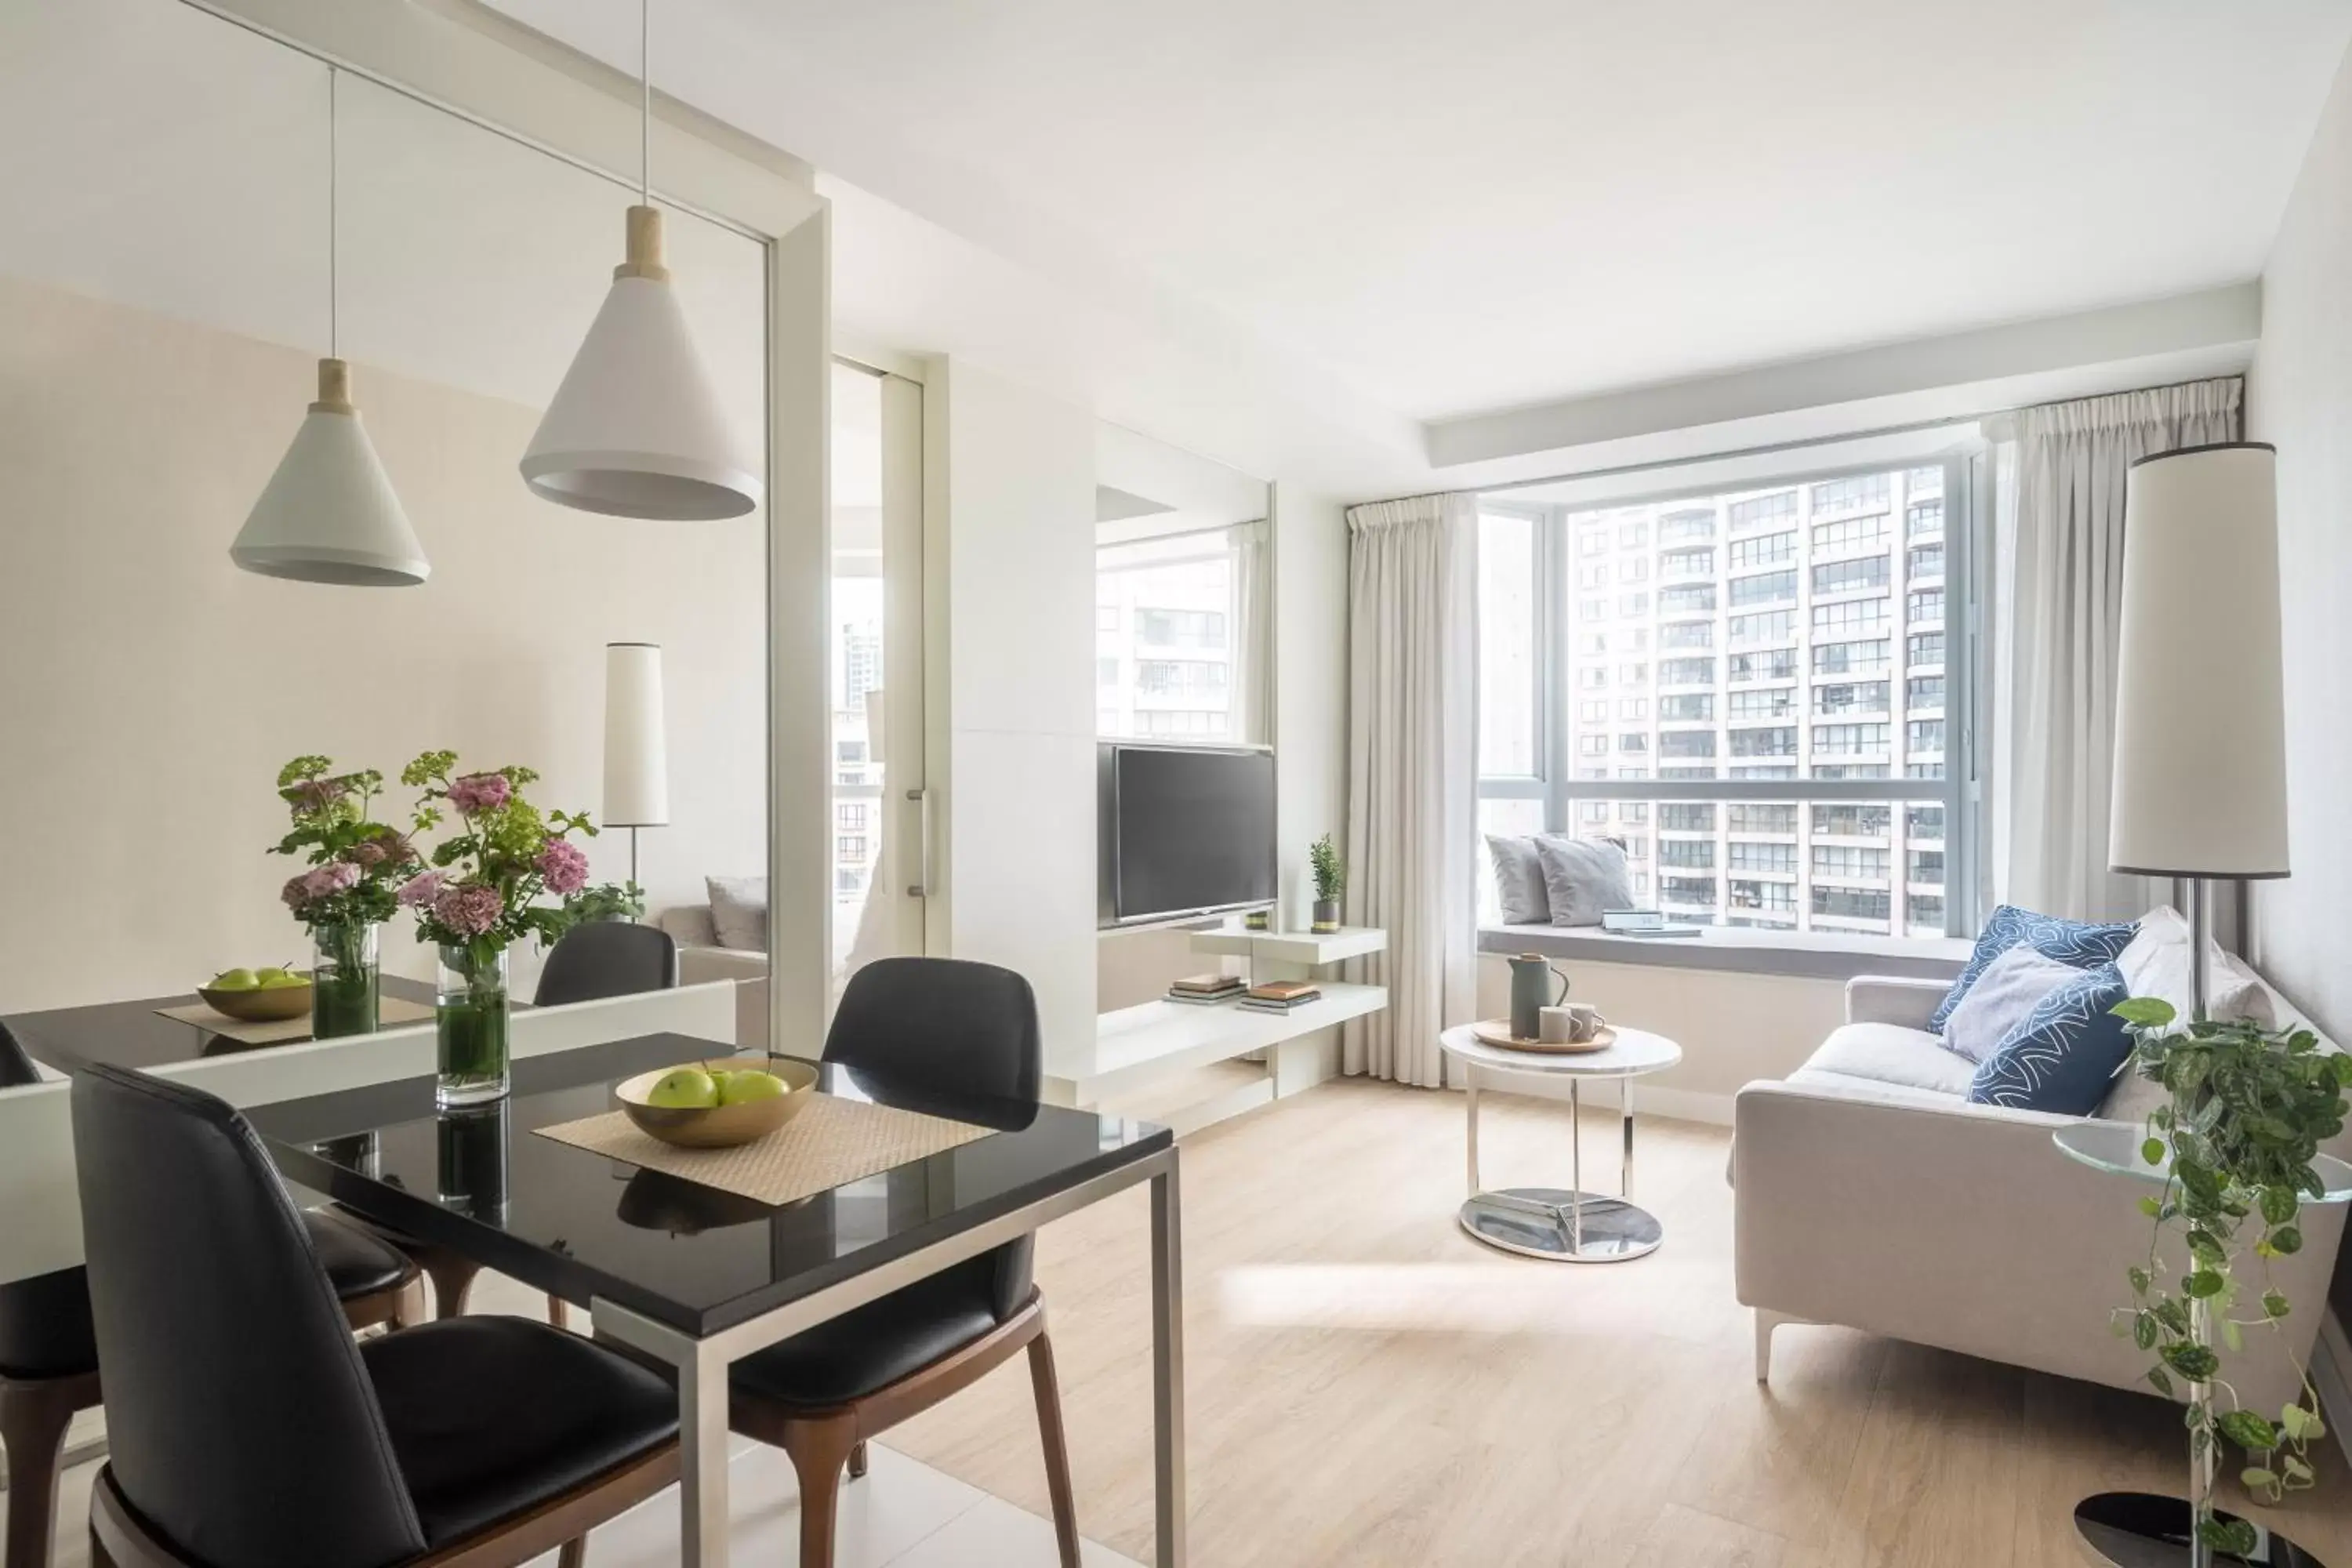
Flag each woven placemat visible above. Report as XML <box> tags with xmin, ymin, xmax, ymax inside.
<box><xmin>154</xmin><ymin>996</ymin><xmax>433</xmax><ymax>1047</ymax></box>
<box><xmin>532</xmin><ymin>1093</ymin><xmax>996</xmax><ymax>1207</ymax></box>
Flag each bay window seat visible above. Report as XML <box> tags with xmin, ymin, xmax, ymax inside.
<box><xmin>1479</xmin><ymin>923</ymin><xmax>1971</xmax><ymax>982</ymax></box>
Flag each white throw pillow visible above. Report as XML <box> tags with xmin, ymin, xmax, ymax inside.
<box><xmin>1942</xmin><ymin>946</ymin><xmax>2082</xmax><ymax>1064</ymax></box>
<box><xmin>2114</xmin><ymin>905</ymin><xmax>2274</xmax><ymax>1029</ymax></box>
<box><xmin>705</xmin><ymin>875</ymin><xmax>769</xmax><ymax>952</ymax></box>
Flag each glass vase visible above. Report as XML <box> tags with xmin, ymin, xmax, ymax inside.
<box><xmin>435</xmin><ymin>944</ymin><xmax>510</xmax><ymax>1109</ymax></box>
<box><xmin>310</xmin><ymin>921</ymin><xmax>381</xmax><ymax>1040</ymax></box>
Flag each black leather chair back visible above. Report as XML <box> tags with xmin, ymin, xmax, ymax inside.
<box><xmin>826</xmin><ymin>958</ymin><xmax>1041</xmax><ymax>1318</ymax></box>
<box><xmin>533</xmin><ymin>920</ymin><xmax>678</xmax><ymax>1007</ymax></box>
<box><xmin>0</xmin><ymin>1019</ymin><xmax>38</xmax><ymax>1088</ymax></box>
<box><xmin>824</xmin><ymin>956</ymin><xmax>1041</xmax><ymax>1105</ymax></box>
<box><xmin>0</xmin><ymin>1021</ymin><xmax>97</xmax><ymax>1381</ymax></box>
<box><xmin>70</xmin><ymin>1062</ymin><xmax>426</xmax><ymax>1568</ymax></box>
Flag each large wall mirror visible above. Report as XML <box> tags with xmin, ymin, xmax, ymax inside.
<box><xmin>0</xmin><ymin>0</ymin><xmax>773</xmax><ymax>1014</ymax></box>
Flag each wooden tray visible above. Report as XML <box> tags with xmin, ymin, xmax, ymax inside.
<box><xmin>1471</xmin><ymin>1018</ymin><xmax>1617</xmax><ymax>1054</ymax></box>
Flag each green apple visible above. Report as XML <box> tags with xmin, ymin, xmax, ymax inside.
<box><xmin>258</xmin><ymin>969</ymin><xmax>308</xmax><ymax>990</ymax></box>
<box><xmin>210</xmin><ymin>968</ymin><xmax>260</xmax><ymax>992</ymax></box>
<box><xmin>717</xmin><ymin>1069</ymin><xmax>785</xmax><ymax>1106</ymax></box>
<box><xmin>644</xmin><ymin>1067</ymin><xmax>719</xmax><ymax>1109</ymax></box>
<box><xmin>252</xmin><ymin>966</ymin><xmax>294</xmax><ymax>986</ymax></box>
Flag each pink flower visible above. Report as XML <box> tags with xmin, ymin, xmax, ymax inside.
<box><xmin>445</xmin><ymin>773</ymin><xmax>512</xmax><ymax>815</ymax></box>
<box><xmin>396</xmin><ymin>869</ymin><xmax>445</xmax><ymax>907</ymax></box>
<box><xmin>433</xmin><ymin>882</ymin><xmax>506</xmax><ymax>938</ymax></box>
<box><xmin>283</xmin><ymin>861</ymin><xmax>359</xmax><ymax>913</ymax></box>
<box><xmin>346</xmin><ymin>829</ymin><xmax>412</xmax><ymax>870</ymax></box>
<box><xmin>281</xmin><ymin>873</ymin><xmax>314</xmax><ymax>911</ymax></box>
<box><xmin>535</xmin><ymin>839</ymin><xmax>590</xmax><ymax>896</ymax></box>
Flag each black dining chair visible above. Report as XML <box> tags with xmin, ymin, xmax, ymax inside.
<box><xmin>721</xmin><ymin>956</ymin><xmax>1080</xmax><ymax>1568</ymax></box>
<box><xmin>0</xmin><ymin>1025</ymin><xmax>422</xmax><ymax>1568</ymax></box>
<box><xmin>70</xmin><ymin>1060</ymin><xmax>680</xmax><ymax>1568</ymax></box>
<box><xmin>533</xmin><ymin>921</ymin><xmax>677</xmax><ymax>1008</ymax></box>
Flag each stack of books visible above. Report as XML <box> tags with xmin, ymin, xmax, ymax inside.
<box><xmin>1166</xmin><ymin>973</ymin><xmax>1246</xmax><ymax>1006</ymax></box>
<box><xmin>1240</xmin><ymin>980</ymin><xmax>1322</xmax><ymax>1014</ymax></box>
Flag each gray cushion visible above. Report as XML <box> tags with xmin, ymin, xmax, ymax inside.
<box><xmin>1803</xmin><ymin>1022</ymin><xmax>1978</xmax><ymax>1097</ymax></box>
<box><xmin>705</xmin><ymin>875</ymin><xmax>768</xmax><ymax>952</ymax></box>
<box><xmin>1532</xmin><ymin>836</ymin><xmax>1633</xmax><ymax>927</ymax></box>
<box><xmin>1943</xmin><ymin>945</ymin><xmax>2082</xmax><ymax>1065</ymax></box>
<box><xmin>1485</xmin><ymin>835</ymin><xmax>1551</xmax><ymax>926</ymax></box>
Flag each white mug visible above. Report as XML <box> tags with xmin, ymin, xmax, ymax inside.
<box><xmin>1540</xmin><ymin>1002</ymin><xmax>1607</xmax><ymax>1044</ymax></box>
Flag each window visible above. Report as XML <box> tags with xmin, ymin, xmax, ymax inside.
<box><xmin>1907</xmin><ymin>499</ymin><xmax>1944</xmax><ymax>539</ymax></box>
<box><xmin>836</xmin><ymin>740</ymin><xmax>867</xmax><ymax>764</ymax></box>
<box><xmin>1729</xmin><ymin>841</ymin><xmax>1796</xmax><ymax>873</ymax></box>
<box><xmin>1730</xmin><ymin>649</ymin><xmax>1797</xmax><ymax>682</ymax></box>
<box><xmin>1813</xmin><ymin>599</ymin><xmax>1889</xmax><ymax>635</ymax></box>
<box><xmin>1136</xmin><ymin>608</ymin><xmax>1225</xmax><ymax>648</ymax></box>
<box><xmin>1907</xmin><ymin>589</ymin><xmax>1944</xmax><ymax>626</ymax></box>
<box><xmin>1138</xmin><ymin>710</ymin><xmax>1226</xmax><ymax>736</ymax></box>
<box><xmin>1729</xmin><ymin>688</ymin><xmax>1796</xmax><ymax>720</ymax></box>
<box><xmin>837</xmin><ymin>835</ymin><xmax>866</xmax><ymax>859</ymax></box>
<box><xmin>1813</xmin><ymin>557</ymin><xmax>1888</xmax><ymax>595</ymax></box>
<box><xmin>1813</xmin><ymin>681</ymin><xmax>1888</xmax><ymax>716</ymax></box>
<box><xmin>1908</xmin><ymin>894</ymin><xmax>1945</xmax><ymax>931</ymax></box>
<box><xmin>1730</xmin><ymin>610</ymin><xmax>1796</xmax><ymax>644</ymax></box>
<box><xmin>1730</xmin><ymin>570</ymin><xmax>1797</xmax><ymax>607</ymax></box>
<box><xmin>1813</xmin><ymin>515</ymin><xmax>1888</xmax><ymax>554</ymax></box>
<box><xmin>1729</xmin><ymin>532</ymin><xmax>1795</xmax><ymax>570</ymax></box>
<box><xmin>1138</xmin><ymin>659</ymin><xmax>1227</xmax><ymax>698</ymax></box>
<box><xmin>1096</xmin><ymin>656</ymin><xmax>1118</xmax><ymax>686</ymax></box>
<box><xmin>1481</xmin><ymin>459</ymin><xmax>1966</xmax><ymax>938</ymax></box>
<box><xmin>1101</xmin><ymin>531</ymin><xmax>1253</xmax><ymax>745</ymax></box>
<box><xmin>837</xmin><ymin>804</ymin><xmax>868</xmax><ymax>831</ymax></box>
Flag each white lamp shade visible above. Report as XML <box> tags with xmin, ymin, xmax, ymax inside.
<box><xmin>604</xmin><ymin>642</ymin><xmax>670</xmax><ymax>828</ymax></box>
<box><xmin>230</xmin><ymin>361</ymin><xmax>429</xmax><ymax>586</ymax></box>
<box><xmin>521</xmin><ymin>267</ymin><xmax>760</xmax><ymax>521</ymax></box>
<box><xmin>2108</xmin><ymin>442</ymin><xmax>2288</xmax><ymax>879</ymax></box>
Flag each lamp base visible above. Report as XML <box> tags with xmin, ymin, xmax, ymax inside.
<box><xmin>2074</xmin><ymin>1492</ymin><xmax>2325</xmax><ymax>1568</ymax></box>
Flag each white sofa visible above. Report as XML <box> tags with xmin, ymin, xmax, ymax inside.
<box><xmin>1736</xmin><ymin>973</ymin><xmax>2350</xmax><ymax>1416</ymax></box>
<box><xmin>654</xmin><ymin>906</ymin><xmax>769</xmax><ymax>1051</ymax></box>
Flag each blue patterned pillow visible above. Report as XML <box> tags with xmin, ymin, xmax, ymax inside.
<box><xmin>1965</xmin><ymin>963</ymin><xmax>2134</xmax><ymax>1116</ymax></box>
<box><xmin>1929</xmin><ymin>904</ymin><xmax>2136</xmax><ymax>1033</ymax></box>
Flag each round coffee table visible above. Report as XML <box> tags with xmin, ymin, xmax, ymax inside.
<box><xmin>1438</xmin><ymin>1022</ymin><xmax>1683</xmax><ymax>1263</ymax></box>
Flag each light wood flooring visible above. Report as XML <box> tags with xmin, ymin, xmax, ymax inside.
<box><xmin>887</xmin><ymin>1076</ymin><xmax>2352</xmax><ymax>1568</ymax></box>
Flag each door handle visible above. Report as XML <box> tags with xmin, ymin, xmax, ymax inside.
<box><xmin>906</xmin><ymin>787</ymin><xmax>933</xmax><ymax>898</ymax></box>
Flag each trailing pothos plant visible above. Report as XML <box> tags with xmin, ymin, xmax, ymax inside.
<box><xmin>2111</xmin><ymin>996</ymin><xmax>2352</xmax><ymax>1555</ymax></box>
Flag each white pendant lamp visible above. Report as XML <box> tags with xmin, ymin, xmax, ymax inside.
<box><xmin>230</xmin><ymin>69</ymin><xmax>429</xmax><ymax>587</ymax></box>
<box><xmin>520</xmin><ymin>0</ymin><xmax>760</xmax><ymax>521</ymax></box>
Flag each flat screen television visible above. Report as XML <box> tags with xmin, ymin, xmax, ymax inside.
<box><xmin>1098</xmin><ymin>743</ymin><xmax>1277</xmax><ymax>926</ymax></box>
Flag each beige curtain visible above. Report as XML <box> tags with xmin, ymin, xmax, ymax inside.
<box><xmin>1340</xmin><ymin>493</ymin><xmax>1479</xmax><ymax>1087</ymax></box>
<box><xmin>1994</xmin><ymin>377</ymin><xmax>2241</xmax><ymax>922</ymax></box>
<box><xmin>1229</xmin><ymin>518</ymin><xmax>1272</xmax><ymax>746</ymax></box>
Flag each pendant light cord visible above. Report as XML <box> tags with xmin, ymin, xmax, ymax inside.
<box><xmin>328</xmin><ymin>65</ymin><xmax>339</xmax><ymax>361</ymax></box>
<box><xmin>640</xmin><ymin>0</ymin><xmax>651</xmax><ymax>205</ymax></box>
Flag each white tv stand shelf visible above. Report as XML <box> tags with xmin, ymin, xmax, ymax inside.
<box><xmin>1052</xmin><ymin>924</ymin><xmax>1388</xmax><ymax>1132</ymax></box>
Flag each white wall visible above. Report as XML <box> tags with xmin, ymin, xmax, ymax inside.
<box><xmin>924</xmin><ymin>358</ymin><xmax>1100</xmax><ymax>1049</ymax></box>
<box><xmin>2246</xmin><ymin>31</ymin><xmax>2352</xmax><ymax>1321</ymax></box>
<box><xmin>0</xmin><ymin>275</ymin><xmax>768</xmax><ymax>1008</ymax></box>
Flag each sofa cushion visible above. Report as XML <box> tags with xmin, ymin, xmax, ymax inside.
<box><xmin>1533</xmin><ymin>836</ymin><xmax>1633</xmax><ymax>927</ymax></box>
<box><xmin>1784</xmin><ymin>1067</ymin><xmax>1973</xmax><ymax>1108</ymax></box>
<box><xmin>2115</xmin><ymin>905</ymin><xmax>2274</xmax><ymax>1029</ymax></box>
<box><xmin>705</xmin><ymin>875</ymin><xmax>768</xmax><ymax>951</ymax></box>
<box><xmin>1802</xmin><ymin>1022</ymin><xmax>1977</xmax><ymax>1098</ymax></box>
<box><xmin>1485</xmin><ymin>835</ymin><xmax>1550</xmax><ymax>926</ymax></box>
<box><xmin>1967</xmin><ymin>962</ymin><xmax>2133</xmax><ymax>1116</ymax></box>
<box><xmin>1943</xmin><ymin>946</ymin><xmax>2082</xmax><ymax>1065</ymax></box>
<box><xmin>1929</xmin><ymin>904</ymin><xmax>2136</xmax><ymax>1033</ymax></box>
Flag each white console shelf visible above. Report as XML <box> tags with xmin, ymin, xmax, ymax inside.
<box><xmin>1057</xmin><ymin>924</ymin><xmax>1388</xmax><ymax>1131</ymax></box>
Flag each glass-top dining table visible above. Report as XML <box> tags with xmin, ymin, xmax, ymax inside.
<box><xmin>13</xmin><ymin>1018</ymin><xmax>1187</xmax><ymax>1568</ymax></box>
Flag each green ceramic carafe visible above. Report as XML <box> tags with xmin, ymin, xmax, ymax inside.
<box><xmin>1508</xmin><ymin>953</ymin><xmax>1567</xmax><ymax>1040</ymax></box>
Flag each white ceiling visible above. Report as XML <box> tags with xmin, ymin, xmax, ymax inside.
<box><xmin>481</xmin><ymin>0</ymin><xmax>2351</xmax><ymax>430</ymax></box>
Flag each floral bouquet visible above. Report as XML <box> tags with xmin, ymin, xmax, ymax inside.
<box><xmin>270</xmin><ymin>757</ymin><xmax>423</xmax><ymax>1036</ymax></box>
<box><xmin>397</xmin><ymin>751</ymin><xmax>597</xmax><ymax>1105</ymax></box>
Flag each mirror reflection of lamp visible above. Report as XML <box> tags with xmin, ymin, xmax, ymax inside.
<box><xmin>603</xmin><ymin>643</ymin><xmax>670</xmax><ymax>896</ymax></box>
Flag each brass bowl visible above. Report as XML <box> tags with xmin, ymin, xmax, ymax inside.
<box><xmin>197</xmin><ymin>981</ymin><xmax>313</xmax><ymax>1022</ymax></box>
<box><xmin>614</xmin><ymin>1056</ymin><xmax>819</xmax><ymax>1149</ymax></box>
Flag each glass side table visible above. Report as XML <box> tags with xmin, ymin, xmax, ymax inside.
<box><xmin>2053</xmin><ymin>1122</ymin><xmax>2352</xmax><ymax>1568</ymax></box>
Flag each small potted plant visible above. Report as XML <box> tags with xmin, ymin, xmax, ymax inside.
<box><xmin>397</xmin><ymin>751</ymin><xmax>597</xmax><ymax>1108</ymax></box>
<box><xmin>1309</xmin><ymin>833</ymin><xmax>1345</xmax><ymax>935</ymax></box>
<box><xmin>2100</xmin><ymin>997</ymin><xmax>2352</xmax><ymax>1559</ymax></box>
<box><xmin>270</xmin><ymin>757</ymin><xmax>422</xmax><ymax>1040</ymax></box>
<box><xmin>564</xmin><ymin>881</ymin><xmax>646</xmax><ymax>925</ymax></box>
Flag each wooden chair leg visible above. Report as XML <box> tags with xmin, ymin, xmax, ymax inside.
<box><xmin>781</xmin><ymin>1418</ymin><xmax>857</xmax><ymax>1568</ymax></box>
<box><xmin>2</xmin><ymin>1379</ymin><xmax>82</xmax><ymax>1568</ymax></box>
<box><xmin>1026</xmin><ymin>1331</ymin><xmax>1082</xmax><ymax>1568</ymax></box>
<box><xmin>419</xmin><ymin>1250</ymin><xmax>481</xmax><ymax>1319</ymax></box>
<box><xmin>555</xmin><ymin>1538</ymin><xmax>586</xmax><ymax>1568</ymax></box>
<box><xmin>847</xmin><ymin>1441</ymin><xmax>868</xmax><ymax>1479</ymax></box>
<box><xmin>547</xmin><ymin>1294</ymin><xmax>568</xmax><ymax>1330</ymax></box>
<box><xmin>390</xmin><ymin>1275</ymin><xmax>429</xmax><ymax>1330</ymax></box>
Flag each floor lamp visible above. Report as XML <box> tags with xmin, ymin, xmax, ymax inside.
<box><xmin>604</xmin><ymin>642</ymin><xmax>669</xmax><ymax>896</ymax></box>
<box><xmin>2079</xmin><ymin>441</ymin><xmax>2297</xmax><ymax>1568</ymax></box>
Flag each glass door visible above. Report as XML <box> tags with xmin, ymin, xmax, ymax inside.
<box><xmin>829</xmin><ymin>361</ymin><xmax>925</xmax><ymax>985</ymax></box>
